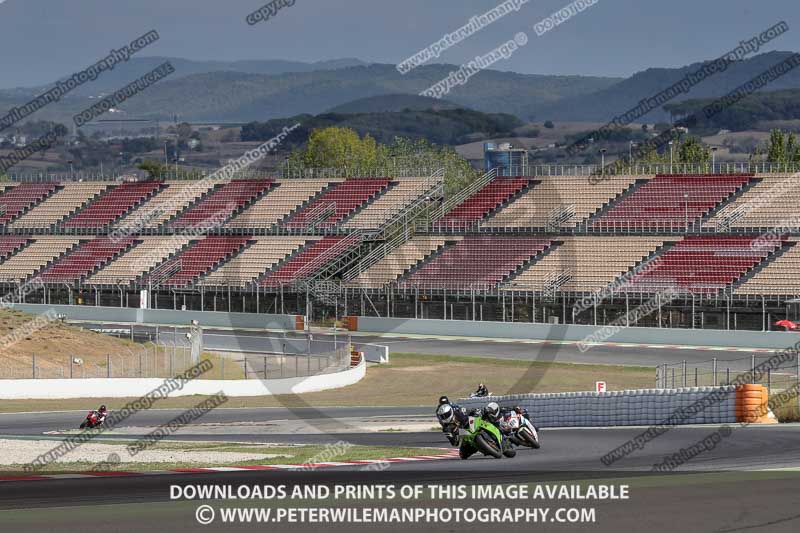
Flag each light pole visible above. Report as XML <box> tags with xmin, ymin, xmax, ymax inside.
<box><xmin>164</xmin><ymin>142</ymin><xmax>169</xmax><ymax>168</ymax></box>
<box><xmin>711</xmin><ymin>147</ymin><xmax>718</xmax><ymax>173</ymax></box>
<box><xmin>683</xmin><ymin>192</ymin><xmax>689</xmax><ymax>233</ymax></box>
<box><xmin>67</xmin><ymin>159</ymin><xmax>74</xmax><ymax>181</ymax></box>
<box><xmin>599</xmin><ymin>149</ymin><xmax>607</xmax><ymax>174</ymax></box>
<box><xmin>668</xmin><ymin>141</ymin><xmax>674</xmax><ymax>173</ymax></box>
<box><xmin>629</xmin><ymin>140</ymin><xmax>634</xmax><ymax>161</ymax></box>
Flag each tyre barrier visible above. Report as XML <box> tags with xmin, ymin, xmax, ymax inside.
<box><xmin>457</xmin><ymin>386</ymin><xmax>774</xmax><ymax>428</ymax></box>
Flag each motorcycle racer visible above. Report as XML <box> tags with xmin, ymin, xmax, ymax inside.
<box><xmin>435</xmin><ymin>397</ymin><xmax>468</xmax><ymax>446</ymax></box>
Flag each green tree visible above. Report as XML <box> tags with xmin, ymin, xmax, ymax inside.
<box><xmin>676</xmin><ymin>136</ymin><xmax>710</xmax><ymax>164</ymax></box>
<box><xmin>767</xmin><ymin>129</ymin><xmax>786</xmax><ymax>162</ymax></box>
<box><xmin>301</xmin><ymin>127</ymin><xmax>379</xmax><ymax>169</ymax></box>
<box><xmin>543</xmin><ymin>120</ymin><xmax>555</xmax><ymax>129</ymax></box>
<box><xmin>763</xmin><ymin>129</ymin><xmax>800</xmax><ymax>164</ymax></box>
<box><xmin>137</xmin><ymin>160</ymin><xmax>168</xmax><ymax>178</ymax></box>
<box><xmin>176</xmin><ymin>122</ymin><xmax>193</xmax><ymax>140</ymax></box>
<box><xmin>376</xmin><ymin>137</ymin><xmax>479</xmax><ymax>196</ymax></box>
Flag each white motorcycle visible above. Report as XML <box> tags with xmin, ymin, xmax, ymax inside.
<box><xmin>498</xmin><ymin>409</ymin><xmax>540</xmax><ymax>449</ymax></box>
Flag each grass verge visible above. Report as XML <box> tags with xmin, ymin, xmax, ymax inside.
<box><xmin>0</xmin><ymin>352</ymin><xmax>654</xmax><ymax>412</ymax></box>
<box><xmin>0</xmin><ymin>440</ymin><xmax>442</xmax><ymax>474</ymax></box>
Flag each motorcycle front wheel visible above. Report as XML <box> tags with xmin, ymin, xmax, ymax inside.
<box><xmin>520</xmin><ymin>428</ymin><xmax>541</xmax><ymax>449</ymax></box>
<box><xmin>474</xmin><ymin>432</ymin><xmax>502</xmax><ymax>459</ymax></box>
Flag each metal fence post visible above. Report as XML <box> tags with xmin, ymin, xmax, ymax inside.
<box><xmin>32</xmin><ymin>354</ymin><xmax>36</xmax><ymax>379</ymax></box>
<box><xmin>264</xmin><ymin>356</ymin><xmax>268</xmax><ymax>380</ymax></box>
<box><xmin>694</xmin><ymin>366</ymin><xmax>698</xmax><ymax>387</ymax></box>
<box><xmin>107</xmin><ymin>354</ymin><xmax>111</xmax><ymax>378</ymax></box>
<box><xmin>70</xmin><ymin>356</ymin><xmax>73</xmax><ymax>379</ymax></box>
<box><xmin>671</xmin><ymin>367</ymin><xmax>675</xmax><ymax>388</ymax></box>
<box><xmin>713</xmin><ymin>358</ymin><xmax>717</xmax><ymax>386</ymax></box>
<box><xmin>682</xmin><ymin>360</ymin><xmax>687</xmax><ymax>387</ymax></box>
<box><xmin>751</xmin><ymin>354</ymin><xmax>756</xmax><ymax>384</ymax></box>
<box><xmin>221</xmin><ymin>356</ymin><xmax>225</xmax><ymax>380</ymax></box>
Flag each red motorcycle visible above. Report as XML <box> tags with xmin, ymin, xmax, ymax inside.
<box><xmin>79</xmin><ymin>410</ymin><xmax>105</xmax><ymax>429</ymax></box>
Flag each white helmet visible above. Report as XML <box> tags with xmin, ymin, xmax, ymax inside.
<box><xmin>484</xmin><ymin>402</ymin><xmax>500</xmax><ymax>419</ymax></box>
<box><xmin>437</xmin><ymin>403</ymin><xmax>454</xmax><ymax>423</ymax></box>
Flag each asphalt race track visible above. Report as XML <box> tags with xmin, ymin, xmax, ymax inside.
<box><xmin>1</xmin><ymin>408</ymin><xmax>799</xmax><ymax>532</ymax></box>
<box><xmin>1</xmin><ymin>408</ymin><xmax>800</xmax><ymax>474</ymax></box>
<box><xmin>75</xmin><ymin>322</ymin><xmax>760</xmax><ymax>368</ymax></box>
<box><xmin>1</xmin><ymin>328</ymin><xmax>798</xmax><ymax>531</ymax></box>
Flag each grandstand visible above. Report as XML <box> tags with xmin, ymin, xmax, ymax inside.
<box><xmin>1</xmin><ymin>171</ymin><xmax>798</xmax><ymax>331</ymax></box>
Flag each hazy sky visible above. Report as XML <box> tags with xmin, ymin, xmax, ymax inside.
<box><xmin>0</xmin><ymin>0</ymin><xmax>798</xmax><ymax>87</ymax></box>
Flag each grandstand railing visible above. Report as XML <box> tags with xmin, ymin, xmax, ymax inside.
<box><xmin>147</xmin><ymin>259</ymin><xmax>182</xmax><ymax>290</ymax></box>
<box><xmin>292</xmin><ymin>232</ymin><xmax>366</xmax><ymax>282</ymax></box>
<box><xmin>343</xmin><ymin>169</ymin><xmax>445</xmax><ymax>282</ymax></box>
<box><xmin>435</xmin><ymin>168</ymin><xmax>497</xmax><ymax>221</ymax></box>
<box><xmin>11</xmin><ymin>162</ymin><xmax>800</xmax><ymax>184</ymax></box>
<box><xmin>522</xmin><ymin>162</ymin><xmax>800</xmax><ymax>177</ymax></box>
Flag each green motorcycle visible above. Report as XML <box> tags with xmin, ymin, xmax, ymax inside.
<box><xmin>459</xmin><ymin>411</ymin><xmax>516</xmax><ymax>460</ymax></box>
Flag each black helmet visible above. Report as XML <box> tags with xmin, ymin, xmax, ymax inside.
<box><xmin>438</xmin><ymin>395</ymin><xmax>450</xmax><ymax>405</ymax></box>
<box><xmin>484</xmin><ymin>402</ymin><xmax>500</xmax><ymax>420</ymax></box>
<box><xmin>99</xmin><ymin>405</ymin><xmax>107</xmax><ymax>412</ymax></box>
<box><xmin>437</xmin><ymin>404</ymin><xmax>454</xmax><ymax>424</ymax></box>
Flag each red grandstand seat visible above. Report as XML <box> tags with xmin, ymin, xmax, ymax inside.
<box><xmin>171</xmin><ymin>179</ymin><xmax>274</xmax><ymax>229</ymax></box>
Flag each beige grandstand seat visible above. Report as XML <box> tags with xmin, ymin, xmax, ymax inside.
<box><xmin>118</xmin><ymin>179</ymin><xmax>224</xmax><ymax>230</ymax></box>
<box><xmin>347</xmin><ymin>236</ymin><xmax>460</xmax><ymax>289</ymax></box>
<box><xmin>344</xmin><ymin>177</ymin><xmax>437</xmax><ymax>229</ymax></box>
<box><xmin>506</xmin><ymin>236</ymin><xmax>663</xmax><ymax>292</ymax></box>
<box><xmin>10</xmin><ymin>183</ymin><xmax>111</xmax><ymax>229</ymax></box>
<box><xmin>485</xmin><ymin>175</ymin><xmax>645</xmax><ymax>228</ymax></box>
<box><xmin>199</xmin><ymin>236</ymin><xmax>318</xmax><ymax>287</ymax></box>
<box><xmin>708</xmin><ymin>174</ymin><xmax>800</xmax><ymax>230</ymax></box>
<box><xmin>227</xmin><ymin>179</ymin><xmax>338</xmax><ymax>229</ymax></box>
<box><xmin>85</xmin><ymin>236</ymin><xmax>193</xmax><ymax>285</ymax></box>
<box><xmin>735</xmin><ymin>239</ymin><xmax>800</xmax><ymax>295</ymax></box>
<box><xmin>0</xmin><ymin>236</ymin><xmax>83</xmax><ymax>282</ymax></box>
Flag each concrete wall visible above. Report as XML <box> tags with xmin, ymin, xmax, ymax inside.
<box><xmin>0</xmin><ymin>358</ymin><xmax>366</xmax><ymax>399</ymax></box>
<box><xmin>8</xmin><ymin>303</ymin><xmax>300</xmax><ymax>331</ymax></box>
<box><xmin>351</xmin><ymin>316</ymin><xmax>794</xmax><ymax>349</ymax></box>
<box><xmin>458</xmin><ymin>386</ymin><xmax>737</xmax><ymax>428</ymax></box>
<box><xmin>353</xmin><ymin>342</ymin><xmax>389</xmax><ymax>363</ymax></box>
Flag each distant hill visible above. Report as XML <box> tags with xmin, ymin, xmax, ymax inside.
<box><xmin>546</xmin><ymin>51</ymin><xmax>800</xmax><ymax>123</ymax></box>
<box><xmin>327</xmin><ymin>94</ymin><xmax>463</xmax><ymax>113</ymax></box>
<box><xmin>240</xmin><ymin>108</ymin><xmax>524</xmax><ymax>146</ymax></box>
<box><xmin>5</xmin><ymin>51</ymin><xmax>800</xmax><ymax>132</ymax></box>
<box><xmin>663</xmin><ymin>88</ymin><xmax>800</xmax><ymax>132</ymax></box>
<box><xmin>0</xmin><ymin>63</ymin><xmax>619</xmax><ymax>126</ymax></box>
<box><xmin>1</xmin><ymin>57</ymin><xmax>370</xmax><ymax>94</ymax></box>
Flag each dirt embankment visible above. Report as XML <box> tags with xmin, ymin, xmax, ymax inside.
<box><xmin>0</xmin><ymin>309</ymin><xmax>143</xmax><ymax>377</ymax></box>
